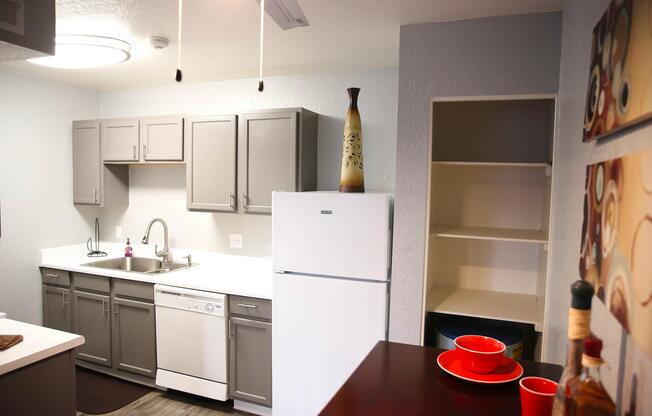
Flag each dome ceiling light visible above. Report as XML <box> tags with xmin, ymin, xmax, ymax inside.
<box><xmin>28</xmin><ymin>34</ymin><xmax>131</xmax><ymax>69</ymax></box>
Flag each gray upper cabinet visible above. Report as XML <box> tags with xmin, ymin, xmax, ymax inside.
<box><xmin>141</xmin><ymin>116</ymin><xmax>184</xmax><ymax>161</ymax></box>
<box><xmin>42</xmin><ymin>285</ymin><xmax>71</xmax><ymax>332</ymax></box>
<box><xmin>112</xmin><ymin>297</ymin><xmax>157</xmax><ymax>378</ymax></box>
<box><xmin>102</xmin><ymin>119</ymin><xmax>140</xmax><ymax>162</ymax></box>
<box><xmin>0</xmin><ymin>0</ymin><xmax>55</xmax><ymax>60</ymax></box>
<box><xmin>73</xmin><ymin>290</ymin><xmax>112</xmax><ymax>366</ymax></box>
<box><xmin>239</xmin><ymin>109</ymin><xmax>317</xmax><ymax>214</ymax></box>
<box><xmin>72</xmin><ymin>120</ymin><xmax>129</xmax><ymax>207</ymax></box>
<box><xmin>72</xmin><ymin>121</ymin><xmax>102</xmax><ymax>205</ymax></box>
<box><xmin>229</xmin><ymin>317</ymin><xmax>272</xmax><ymax>406</ymax></box>
<box><xmin>186</xmin><ymin>115</ymin><xmax>237</xmax><ymax>211</ymax></box>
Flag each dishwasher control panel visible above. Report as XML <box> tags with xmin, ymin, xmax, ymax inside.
<box><xmin>154</xmin><ymin>284</ymin><xmax>225</xmax><ymax>316</ymax></box>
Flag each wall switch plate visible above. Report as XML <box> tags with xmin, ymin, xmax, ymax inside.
<box><xmin>115</xmin><ymin>226</ymin><xmax>123</xmax><ymax>239</ymax></box>
<box><xmin>229</xmin><ymin>233</ymin><xmax>243</xmax><ymax>249</ymax></box>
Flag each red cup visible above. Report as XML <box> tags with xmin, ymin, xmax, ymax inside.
<box><xmin>454</xmin><ymin>335</ymin><xmax>506</xmax><ymax>373</ymax></box>
<box><xmin>519</xmin><ymin>376</ymin><xmax>558</xmax><ymax>416</ymax></box>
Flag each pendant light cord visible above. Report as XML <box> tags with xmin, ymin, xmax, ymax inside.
<box><xmin>258</xmin><ymin>0</ymin><xmax>264</xmax><ymax>92</ymax></box>
<box><xmin>175</xmin><ymin>0</ymin><xmax>183</xmax><ymax>82</ymax></box>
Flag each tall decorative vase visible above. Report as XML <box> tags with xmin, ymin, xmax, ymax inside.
<box><xmin>339</xmin><ymin>87</ymin><xmax>365</xmax><ymax>192</ymax></box>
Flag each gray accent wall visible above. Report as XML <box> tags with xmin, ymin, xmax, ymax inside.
<box><xmin>390</xmin><ymin>12</ymin><xmax>562</xmax><ymax>345</ymax></box>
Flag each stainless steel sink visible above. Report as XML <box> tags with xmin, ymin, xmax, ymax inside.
<box><xmin>83</xmin><ymin>257</ymin><xmax>193</xmax><ymax>274</ymax></box>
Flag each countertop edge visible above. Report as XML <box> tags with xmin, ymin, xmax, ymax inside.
<box><xmin>38</xmin><ymin>261</ymin><xmax>273</xmax><ymax>301</ymax></box>
<box><xmin>0</xmin><ymin>322</ymin><xmax>85</xmax><ymax>376</ymax></box>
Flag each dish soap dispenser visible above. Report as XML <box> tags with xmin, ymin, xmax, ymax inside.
<box><xmin>125</xmin><ymin>238</ymin><xmax>133</xmax><ymax>257</ymax></box>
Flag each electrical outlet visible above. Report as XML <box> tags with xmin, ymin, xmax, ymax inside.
<box><xmin>115</xmin><ymin>226</ymin><xmax>123</xmax><ymax>239</ymax></box>
<box><xmin>229</xmin><ymin>233</ymin><xmax>243</xmax><ymax>249</ymax></box>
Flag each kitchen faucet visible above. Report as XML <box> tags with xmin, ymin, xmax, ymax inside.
<box><xmin>142</xmin><ymin>218</ymin><xmax>170</xmax><ymax>263</ymax></box>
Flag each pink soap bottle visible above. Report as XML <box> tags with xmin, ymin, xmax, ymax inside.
<box><xmin>125</xmin><ymin>238</ymin><xmax>133</xmax><ymax>257</ymax></box>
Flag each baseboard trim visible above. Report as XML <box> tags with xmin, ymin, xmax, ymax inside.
<box><xmin>75</xmin><ymin>360</ymin><xmax>161</xmax><ymax>390</ymax></box>
<box><xmin>234</xmin><ymin>399</ymin><xmax>272</xmax><ymax>416</ymax></box>
<box><xmin>156</xmin><ymin>369</ymin><xmax>228</xmax><ymax>401</ymax></box>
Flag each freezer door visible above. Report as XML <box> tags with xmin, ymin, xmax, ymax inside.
<box><xmin>272</xmin><ymin>272</ymin><xmax>387</xmax><ymax>416</ymax></box>
<box><xmin>272</xmin><ymin>192</ymin><xmax>392</xmax><ymax>281</ymax></box>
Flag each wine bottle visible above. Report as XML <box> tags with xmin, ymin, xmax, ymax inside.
<box><xmin>564</xmin><ymin>335</ymin><xmax>616</xmax><ymax>415</ymax></box>
<box><xmin>551</xmin><ymin>280</ymin><xmax>594</xmax><ymax>416</ymax></box>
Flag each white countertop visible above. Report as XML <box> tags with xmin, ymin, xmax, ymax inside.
<box><xmin>40</xmin><ymin>243</ymin><xmax>273</xmax><ymax>300</ymax></box>
<box><xmin>0</xmin><ymin>319</ymin><xmax>84</xmax><ymax>375</ymax></box>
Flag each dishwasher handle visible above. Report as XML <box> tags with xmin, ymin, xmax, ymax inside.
<box><xmin>154</xmin><ymin>284</ymin><xmax>226</xmax><ymax>301</ymax></box>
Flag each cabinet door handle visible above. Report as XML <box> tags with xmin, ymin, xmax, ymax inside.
<box><xmin>229</xmin><ymin>193</ymin><xmax>236</xmax><ymax>210</ymax></box>
<box><xmin>237</xmin><ymin>303</ymin><xmax>258</xmax><ymax>309</ymax></box>
<box><xmin>113</xmin><ymin>302</ymin><xmax>119</xmax><ymax>316</ymax></box>
<box><xmin>93</xmin><ymin>187</ymin><xmax>98</xmax><ymax>203</ymax></box>
<box><xmin>103</xmin><ymin>299</ymin><xmax>109</xmax><ymax>314</ymax></box>
<box><xmin>242</xmin><ymin>193</ymin><xmax>249</xmax><ymax>211</ymax></box>
<box><xmin>143</xmin><ymin>144</ymin><xmax>147</xmax><ymax>159</ymax></box>
<box><xmin>44</xmin><ymin>273</ymin><xmax>59</xmax><ymax>279</ymax></box>
<box><xmin>62</xmin><ymin>292</ymin><xmax>69</xmax><ymax>307</ymax></box>
<box><xmin>132</xmin><ymin>145</ymin><xmax>136</xmax><ymax>160</ymax></box>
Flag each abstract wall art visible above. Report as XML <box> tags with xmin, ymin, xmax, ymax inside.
<box><xmin>579</xmin><ymin>149</ymin><xmax>652</xmax><ymax>358</ymax></box>
<box><xmin>583</xmin><ymin>0</ymin><xmax>652</xmax><ymax>142</ymax></box>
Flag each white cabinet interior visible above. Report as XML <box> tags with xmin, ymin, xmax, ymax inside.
<box><xmin>423</xmin><ymin>95</ymin><xmax>556</xmax><ymax>360</ymax></box>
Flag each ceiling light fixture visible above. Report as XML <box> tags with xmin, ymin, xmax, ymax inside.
<box><xmin>27</xmin><ymin>35</ymin><xmax>131</xmax><ymax>69</ymax></box>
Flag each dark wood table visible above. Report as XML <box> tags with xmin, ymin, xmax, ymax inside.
<box><xmin>320</xmin><ymin>341</ymin><xmax>562</xmax><ymax>416</ymax></box>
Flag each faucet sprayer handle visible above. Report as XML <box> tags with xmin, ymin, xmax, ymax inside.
<box><xmin>182</xmin><ymin>254</ymin><xmax>192</xmax><ymax>267</ymax></box>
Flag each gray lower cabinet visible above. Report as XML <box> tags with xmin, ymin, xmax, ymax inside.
<box><xmin>229</xmin><ymin>297</ymin><xmax>272</xmax><ymax>407</ymax></box>
<box><xmin>73</xmin><ymin>290</ymin><xmax>111</xmax><ymax>366</ymax></box>
<box><xmin>41</xmin><ymin>269</ymin><xmax>157</xmax><ymax>383</ymax></box>
<box><xmin>112</xmin><ymin>297</ymin><xmax>157</xmax><ymax>378</ymax></box>
<box><xmin>238</xmin><ymin>108</ymin><xmax>317</xmax><ymax>214</ymax></box>
<box><xmin>42</xmin><ymin>285</ymin><xmax>71</xmax><ymax>332</ymax></box>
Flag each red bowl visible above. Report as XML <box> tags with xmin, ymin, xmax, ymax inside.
<box><xmin>454</xmin><ymin>335</ymin><xmax>506</xmax><ymax>374</ymax></box>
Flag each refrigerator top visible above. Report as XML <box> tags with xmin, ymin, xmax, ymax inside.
<box><xmin>272</xmin><ymin>191</ymin><xmax>393</xmax><ymax>281</ymax></box>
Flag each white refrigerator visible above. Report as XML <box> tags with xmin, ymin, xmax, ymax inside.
<box><xmin>272</xmin><ymin>191</ymin><xmax>392</xmax><ymax>416</ymax></box>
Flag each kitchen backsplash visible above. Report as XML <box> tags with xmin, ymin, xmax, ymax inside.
<box><xmin>98</xmin><ymin>165</ymin><xmax>272</xmax><ymax>257</ymax></box>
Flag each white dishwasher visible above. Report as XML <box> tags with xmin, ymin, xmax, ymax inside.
<box><xmin>154</xmin><ymin>284</ymin><xmax>228</xmax><ymax>401</ymax></box>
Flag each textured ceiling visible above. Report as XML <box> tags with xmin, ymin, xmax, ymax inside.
<box><xmin>0</xmin><ymin>0</ymin><xmax>565</xmax><ymax>91</ymax></box>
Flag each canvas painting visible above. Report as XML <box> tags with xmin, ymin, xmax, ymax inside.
<box><xmin>582</xmin><ymin>0</ymin><xmax>652</xmax><ymax>142</ymax></box>
<box><xmin>579</xmin><ymin>149</ymin><xmax>652</xmax><ymax>357</ymax></box>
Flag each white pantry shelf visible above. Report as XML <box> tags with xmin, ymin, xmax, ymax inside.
<box><xmin>426</xmin><ymin>286</ymin><xmax>543</xmax><ymax>331</ymax></box>
<box><xmin>432</xmin><ymin>161</ymin><xmax>549</xmax><ymax>168</ymax></box>
<box><xmin>431</xmin><ymin>225</ymin><xmax>548</xmax><ymax>244</ymax></box>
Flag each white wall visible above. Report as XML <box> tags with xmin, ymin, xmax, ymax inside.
<box><xmin>549</xmin><ymin>0</ymin><xmax>652</xmax><ymax>408</ymax></box>
<box><xmin>0</xmin><ymin>69</ymin><xmax>100</xmax><ymax>324</ymax></box>
<box><xmin>98</xmin><ymin>68</ymin><xmax>398</xmax><ymax>256</ymax></box>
